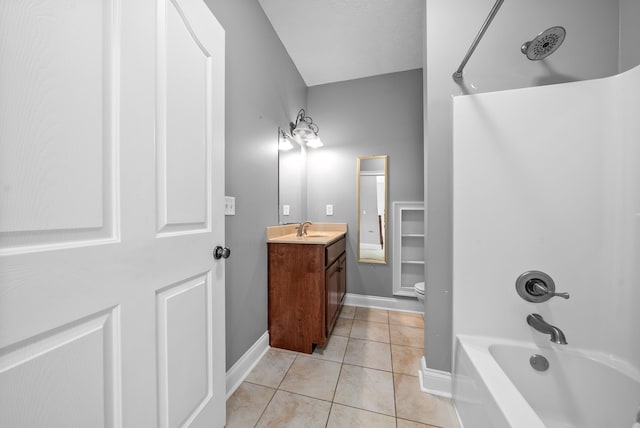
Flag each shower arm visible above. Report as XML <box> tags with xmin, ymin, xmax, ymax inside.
<box><xmin>452</xmin><ymin>0</ymin><xmax>504</xmax><ymax>82</ymax></box>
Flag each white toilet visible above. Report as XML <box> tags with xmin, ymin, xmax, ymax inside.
<box><xmin>414</xmin><ymin>281</ymin><xmax>425</xmax><ymax>303</ymax></box>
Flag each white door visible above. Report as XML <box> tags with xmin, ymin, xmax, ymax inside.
<box><xmin>0</xmin><ymin>0</ymin><xmax>226</xmax><ymax>426</ymax></box>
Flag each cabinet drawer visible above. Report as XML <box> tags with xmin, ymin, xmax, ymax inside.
<box><xmin>325</xmin><ymin>237</ymin><xmax>346</xmax><ymax>266</ymax></box>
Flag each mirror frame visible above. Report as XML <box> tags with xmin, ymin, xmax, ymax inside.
<box><xmin>357</xmin><ymin>155</ymin><xmax>388</xmax><ymax>264</ymax></box>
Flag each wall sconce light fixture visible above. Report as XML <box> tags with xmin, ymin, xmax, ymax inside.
<box><xmin>289</xmin><ymin>109</ymin><xmax>323</xmax><ymax>148</ymax></box>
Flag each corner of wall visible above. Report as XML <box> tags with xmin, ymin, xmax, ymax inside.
<box><xmin>419</xmin><ymin>356</ymin><xmax>452</xmax><ymax>398</ymax></box>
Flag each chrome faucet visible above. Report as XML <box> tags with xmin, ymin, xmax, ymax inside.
<box><xmin>527</xmin><ymin>313</ymin><xmax>568</xmax><ymax>345</ymax></box>
<box><xmin>296</xmin><ymin>221</ymin><xmax>312</xmax><ymax>237</ymax></box>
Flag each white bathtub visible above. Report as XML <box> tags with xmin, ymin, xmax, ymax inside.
<box><xmin>453</xmin><ymin>335</ymin><xmax>640</xmax><ymax>428</ymax></box>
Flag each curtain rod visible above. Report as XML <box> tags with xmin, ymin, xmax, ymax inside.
<box><xmin>452</xmin><ymin>0</ymin><xmax>505</xmax><ymax>81</ymax></box>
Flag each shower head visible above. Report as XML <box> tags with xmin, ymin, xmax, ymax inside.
<box><xmin>521</xmin><ymin>26</ymin><xmax>566</xmax><ymax>61</ymax></box>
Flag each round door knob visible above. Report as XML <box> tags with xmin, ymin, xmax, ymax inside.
<box><xmin>213</xmin><ymin>246</ymin><xmax>231</xmax><ymax>260</ymax></box>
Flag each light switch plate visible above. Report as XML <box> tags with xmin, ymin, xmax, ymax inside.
<box><xmin>225</xmin><ymin>196</ymin><xmax>235</xmax><ymax>215</ymax></box>
<box><xmin>326</xmin><ymin>204</ymin><xmax>334</xmax><ymax>216</ymax></box>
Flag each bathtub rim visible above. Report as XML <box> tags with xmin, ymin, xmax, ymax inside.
<box><xmin>454</xmin><ymin>334</ymin><xmax>640</xmax><ymax>428</ymax></box>
<box><xmin>454</xmin><ymin>335</ymin><xmax>546</xmax><ymax>428</ymax></box>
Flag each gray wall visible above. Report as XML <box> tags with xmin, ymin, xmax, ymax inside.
<box><xmin>306</xmin><ymin>69</ymin><xmax>423</xmax><ymax>298</ymax></box>
<box><xmin>620</xmin><ymin>0</ymin><xmax>640</xmax><ymax>72</ymax></box>
<box><xmin>203</xmin><ymin>0</ymin><xmax>307</xmax><ymax>370</ymax></box>
<box><xmin>424</xmin><ymin>0</ymin><xmax>624</xmax><ymax>372</ymax></box>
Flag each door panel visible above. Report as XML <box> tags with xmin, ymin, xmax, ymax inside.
<box><xmin>157</xmin><ymin>0</ymin><xmax>212</xmax><ymax>235</ymax></box>
<box><xmin>0</xmin><ymin>0</ymin><xmax>118</xmax><ymax>252</ymax></box>
<box><xmin>157</xmin><ymin>274</ymin><xmax>212</xmax><ymax>428</ymax></box>
<box><xmin>0</xmin><ymin>308</ymin><xmax>121</xmax><ymax>428</ymax></box>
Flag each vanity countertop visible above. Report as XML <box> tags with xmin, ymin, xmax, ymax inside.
<box><xmin>266</xmin><ymin>223</ymin><xmax>347</xmax><ymax>245</ymax></box>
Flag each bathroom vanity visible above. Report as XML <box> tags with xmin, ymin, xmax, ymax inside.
<box><xmin>267</xmin><ymin>223</ymin><xmax>347</xmax><ymax>353</ymax></box>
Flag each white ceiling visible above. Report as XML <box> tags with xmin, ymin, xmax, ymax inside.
<box><xmin>258</xmin><ymin>0</ymin><xmax>424</xmax><ymax>87</ymax></box>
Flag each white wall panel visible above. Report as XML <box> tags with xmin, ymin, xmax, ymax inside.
<box><xmin>452</xmin><ymin>65</ymin><xmax>640</xmax><ymax>368</ymax></box>
<box><xmin>610</xmin><ymin>64</ymin><xmax>640</xmax><ymax>366</ymax></box>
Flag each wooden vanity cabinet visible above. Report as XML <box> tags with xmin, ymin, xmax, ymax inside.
<box><xmin>268</xmin><ymin>236</ymin><xmax>346</xmax><ymax>354</ymax></box>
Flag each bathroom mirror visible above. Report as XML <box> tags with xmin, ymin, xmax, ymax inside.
<box><xmin>278</xmin><ymin>138</ymin><xmax>305</xmax><ymax>224</ymax></box>
<box><xmin>357</xmin><ymin>155</ymin><xmax>388</xmax><ymax>264</ymax></box>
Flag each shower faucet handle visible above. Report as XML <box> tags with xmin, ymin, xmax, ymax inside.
<box><xmin>552</xmin><ymin>291</ymin><xmax>570</xmax><ymax>299</ymax></box>
<box><xmin>530</xmin><ymin>280</ymin><xmax>570</xmax><ymax>299</ymax></box>
<box><xmin>516</xmin><ymin>271</ymin><xmax>570</xmax><ymax>303</ymax></box>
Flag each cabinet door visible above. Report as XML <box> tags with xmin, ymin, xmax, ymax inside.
<box><xmin>338</xmin><ymin>253</ymin><xmax>347</xmax><ymax>305</ymax></box>
<box><xmin>326</xmin><ymin>258</ymin><xmax>341</xmax><ymax>335</ymax></box>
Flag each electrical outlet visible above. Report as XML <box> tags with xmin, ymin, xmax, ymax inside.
<box><xmin>225</xmin><ymin>196</ymin><xmax>235</xmax><ymax>215</ymax></box>
<box><xmin>283</xmin><ymin>205</ymin><xmax>290</xmax><ymax>215</ymax></box>
<box><xmin>326</xmin><ymin>204</ymin><xmax>334</xmax><ymax>216</ymax></box>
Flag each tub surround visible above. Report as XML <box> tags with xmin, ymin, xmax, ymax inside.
<box><xmin>453</xmin><ymin>64</ymin><xmax>640</xmax><ymax>368</ymax></box>
<box><xmin>452</xmin><ymin>64</ymin><xmax>640</xmax><ymax>427</ymax></box>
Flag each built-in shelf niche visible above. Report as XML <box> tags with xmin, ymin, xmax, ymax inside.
<box><xmin>392</xmin><ymin>201</ymin><xmax>425</xmax><ymax>297</ymax></box>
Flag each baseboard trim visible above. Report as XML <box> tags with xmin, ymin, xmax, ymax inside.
<box><xmin>419</xmin><ymin>356</ymin><xmax>452</xmax><ymax>398</ymax></box>
<box><xmin>453</xmin><ymin>402</ymin><xmax>465</xmax><ymax>428</ymax></box>
<box><xmin>344</xmin><ymin>293</ymin><xmax>423</xmax><ymax>313</ymax></box>
<box><xmin>225</xmin><ymin>331</ymin><xmax>270</xmax><ymax>399</ymax></box>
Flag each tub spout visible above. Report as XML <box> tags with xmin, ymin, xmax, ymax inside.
<box><xmin>527</xmin><ymin>313</ymin><xmax>568</xmax><ymax>345</ymax></box>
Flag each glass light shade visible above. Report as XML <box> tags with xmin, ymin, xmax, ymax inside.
<box><xmin>279</xmin><ymin>132</ymin><xmax>294</xmax><ymax>151</ymax></box>
<box><xmin>291</xmin><ymin>121</ymin><xmax>315</xmax><ymax>139</ymax></box>
<box><xmin>306</xmin><ymin>137</ymin><xmax>323</xmax><ymax>148</ymax></box>
<box><xmin>279</xmin><ymin>139</ymin><xmax>294</xmax><ymax>151</ymax></box>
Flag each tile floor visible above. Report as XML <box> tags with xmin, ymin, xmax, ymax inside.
<box><xmin>226</xmin><ymin>306</ymin><xmax>460</xmax><ymax>428</ymax></box>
